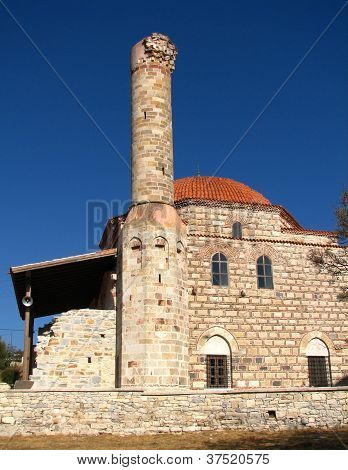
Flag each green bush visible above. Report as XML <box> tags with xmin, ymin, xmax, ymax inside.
<box><xmin>1</xmin><ymin>366</ymin><xmax>21</xmax><ymax>387</ymax></box>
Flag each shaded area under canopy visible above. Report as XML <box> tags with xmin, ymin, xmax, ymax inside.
<box><xmin>10</xmin><ymin>249</ymin><xmax>117</xmax><ymax>319</ymax></box>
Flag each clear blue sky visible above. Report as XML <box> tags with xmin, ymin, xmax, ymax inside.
<box><xmin>0</xmin><ymin>0</ymin><xmax>347</xmax><ymax>347</ymax></box>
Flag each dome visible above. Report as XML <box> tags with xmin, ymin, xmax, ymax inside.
<box><xmin>174</xmin><ymin>176</ymin><xmax>271</xmax><ymax>205</ymax></box>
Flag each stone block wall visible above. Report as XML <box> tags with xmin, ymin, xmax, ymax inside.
<box><xmin>176</xmin><ymin>203</ymin><xmax>348</xmax><ymax>389</ymax></box>
<box><xmin>31</xmin><ymin>309</ymin><xmax>116</xmax><ymax>389</ymax></box>
<box><xmin>117</xmin><ymin>203</ymin><xmax>189</xmax><ymax>388</ymax></box>
<box><xmin>0</xmin><ymin>388</ymin><xmax>347</xmax><ymax>435</ymax></box>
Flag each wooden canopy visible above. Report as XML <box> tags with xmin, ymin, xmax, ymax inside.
<box><xmin>10</xmin><ymin>249</ymin><xmax>117</xmax><ymax>319</ymax></box>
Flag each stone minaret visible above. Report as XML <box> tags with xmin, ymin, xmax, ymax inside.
<box><xmin>116</xmin><ymin>33</ymin><xmax>188</xmax><ymax>388</ymax></box>
<box><xmin>130</xmin><ymin>33</ymin><xmax>177</xmax><ymax>205</ymax></box>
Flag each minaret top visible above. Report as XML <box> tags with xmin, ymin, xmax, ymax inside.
<box><xmin>131</xmin><ymin>33</ymin><xmax>178</xmax><ymax>73</ymax></box>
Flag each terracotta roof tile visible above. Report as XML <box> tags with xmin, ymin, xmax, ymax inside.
<box><xmin>174</xmin><ymin>176</ymin><xmax>271</xmax><ymax>205</ymax></box>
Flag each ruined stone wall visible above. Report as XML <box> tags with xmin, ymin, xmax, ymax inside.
<box><xmin>31</xmin><ymin>309</ymin><xmax>116</xmax><ymax>389</ymax></box>
<box><xmin>0</xmin><ymin>388</ymin><xmax>347</xmax><ymax>435</ymax></box>
<box><xmin>176</xmin><ymin>203</ymin><xmax>348</xmax><ymax>389</ymax></box>
<box><xmin>96</xmin><ymin>271</ymin><xmax>116</xmax><ymax>309</ymax></box>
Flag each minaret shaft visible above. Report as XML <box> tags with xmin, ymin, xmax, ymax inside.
<box><xmin>130</xmin><ymin>34</ymin><xmax>177</xmax><ymax>206</ymax></box>
<box><xmin>116</xmin><ymin>34</ymin><xmax>188</xmax><ymax>389</ymax></box>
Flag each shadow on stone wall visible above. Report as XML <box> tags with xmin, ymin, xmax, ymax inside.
<box><xmin>335</xmin><ymin>376</ymin><xmax>348</xmax><ymax>386</ymax></box>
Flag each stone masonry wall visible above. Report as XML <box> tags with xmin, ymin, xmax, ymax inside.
<box><xmin>176</xmin><ymin>203</ymin><xmax>348</xmax><ymax>389</ymax></box>
<box><xmin>31</xmin><ymin>309</ymin><xmax>116</xmax><ymax>389</ymax></box>
<box><xmin>130</xmin><ymin>33</ymin><xmax>177</xmax><ymax>205</ymax></box>
<box><xmin>0</xmin><ymin>388</ymin><xmax>347</xmax><ymax>435</ymax></box>
<box><xmin>117</xmin><ymin>203</ymin><xmax>188</xmax><ymax>388</ymax></box>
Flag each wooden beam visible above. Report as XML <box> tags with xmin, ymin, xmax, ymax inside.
<box><xmin>11</xmin><ymin>248</ymin><xmax>117</xmax><ymax>273</ymax></box>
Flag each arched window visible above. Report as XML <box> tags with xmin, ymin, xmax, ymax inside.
<box><xmin>257</xmin><ymin>255</ymin><xmax>274</xmax><ymax>289</ymax></box>
<box><xmin>176</xmin><ymin>241</ymin><xmax>184</xmax><ymax>254</ymax></box>
<box><xmin>154</xmin><ymin>236</ymin><xmax>169</xmax><ymax>269</ymax></box>
<box><xmin>212</xmin><ymin>253</ymin><xmax>228</xmax><ymax>286</ymax></box>
<box><xmin>232</xmin><ymin>221</ymin><xmax>242</xmax><ymax>239</ymax></box>
<box><xmin>201</xmin><ymin>335</ymin><xmax>231</xmax><ymax>388</ymax></box>
<box><xmin>176</xmin><ymin>241</ymin><xmax>185</xmax><ymax>272</ymax></box>
<box><xmin>128</xmin><ymin>237</ymin><xmax>142</xmax><ymax>270</ymax></box>
<box><xmin>306</xmin><ymin>338</ymin><xmax>332</xmax><ymax>387</ymax></box>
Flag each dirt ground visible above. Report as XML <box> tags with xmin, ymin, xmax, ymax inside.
<box><xmin>0</xmin><ymin>426</ymin><xmax>347</xmax><ymax>450</ymax></box>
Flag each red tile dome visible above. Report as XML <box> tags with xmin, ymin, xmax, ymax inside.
<box><xmin>174</xmin><ymin>176</ymin><xmax>271</xmax><ymax>205</ymax></box>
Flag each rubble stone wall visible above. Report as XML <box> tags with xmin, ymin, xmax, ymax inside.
<box><xmin>31</xmin><ymin>309</ymin><xmax>116</xmax><ymax>389</ymax></box>
<box><xmin>0</xmin><ymin>388</ymin><xmax>347</xmax><ymax>435</ymax></box>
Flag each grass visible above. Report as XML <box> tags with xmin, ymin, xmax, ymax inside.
<box><xmin>0</xmin><ymin>426</ymin><xmax>347</xmax><ymax>450</ymax></box>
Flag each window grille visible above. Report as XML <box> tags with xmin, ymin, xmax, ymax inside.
<box><xmin>212</xmin><ymin>252</ymin><xmax>228</xmax><ymax>286</ymax></box>
<box><xmin>257</xmin><ymin>255</ymin><xmax>274</xmax><ymax>289</ymax></box>
<box><xmin>206</xmin><ymin>355</ymin><xmax>230</xmax><ymax>388</ymax></box>
<box><xmin>308</xmin><ymin>356</ymin><xmax>332</xmax><ymax>387</ymax></box>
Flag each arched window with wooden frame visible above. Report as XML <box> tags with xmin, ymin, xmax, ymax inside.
<box><xmin>212</xmin><ymin>252</ymin><xmax>228</xmax><ymax>286</ymax></box>
<box><xmin>201</xmin><ymin>335</ymin><xmax>232</xmax><ymax>388</ymax></box>
<box><xmin>232</xmin><ymin>221</ymin><xmax>242</xmax><ymax>239</ymax></box>
<box><xmin>257</xmin><ymin>255</ymin><xmax>274</xmax><ymax>289</ymax></box>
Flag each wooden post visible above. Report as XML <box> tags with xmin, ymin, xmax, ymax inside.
<box><xmin>22</xmin><ymin>273</ymin><xmax>33</xmax><ymax>381</ymax></box>
<box><xmin>22</xmin><ymin>307</ymin><xmax>31</xmax><ymax>381</ymax></box>
<box><xmin>29</xmin><ymin>313</ymin><xmax>34</xmax><ymax>375</ymax></box>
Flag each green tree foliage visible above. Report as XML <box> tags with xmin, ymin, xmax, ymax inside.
<box><xmin>1</xmin><ymin>366</ymin><xmax>20</xmax><ymax>386</ymax></box>
<box><xmin>0</xmin><ymin>337</ymin><xmax>11</xmax><ymax>370</ymax></box>
<box><xmin>0</xmin><ymin>337</ymin><xmax>22</xmax><ymax>386</ymax></box>
<box><xmin>309</xmin><ymin>191</ymin><xmax>348</xmax><ymax>301</ymax></box>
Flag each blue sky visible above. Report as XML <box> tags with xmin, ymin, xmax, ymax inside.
<box><xmin>0</xmin><ymin>0</ymin><xmax>347</xmax><ymax>347</ymax></box>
